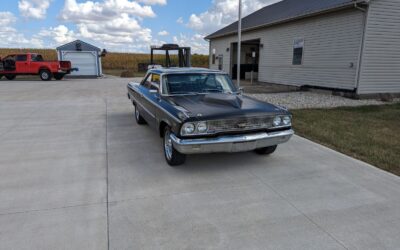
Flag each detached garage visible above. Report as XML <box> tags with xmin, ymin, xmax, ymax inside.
<box><xmin>57</xmin><ymin>40</ymin><xmax>102</xmax><ymax>77</ymax></box>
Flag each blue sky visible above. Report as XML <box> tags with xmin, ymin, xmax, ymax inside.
<box><xmin>0</xmin><ymin>0</ymin><xmax>280</xmax><ymax>54</ymax></box>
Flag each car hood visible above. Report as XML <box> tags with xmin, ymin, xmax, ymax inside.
<box><xmin>167</xmin><ymin>93</ymin><xmax>287</xmax><ymax>120</ymax></box>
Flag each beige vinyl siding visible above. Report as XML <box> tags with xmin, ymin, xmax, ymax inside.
<box><xmin>357</xmin><ymin>0</ymin><xmax>400</xmax><ymax>94</ymax></box>
<box><xmin>210</xmin><ymin>9</ymin><xmax>364</xmax><ymax>90</ymax></box>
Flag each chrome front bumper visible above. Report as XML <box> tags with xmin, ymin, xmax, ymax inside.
<box><xmin>170</xmin><ymin>129</ymin><xmax>294</xmax><ymax>154</ymax></box>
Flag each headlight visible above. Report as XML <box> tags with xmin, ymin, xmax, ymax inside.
<box><xmin>182</xmin><ymin>123</ymin><xmax>195</xmax><ymax>135</ymax></box>
<box><xmin>282</xmin><ymin>116</ymin><xmax>291</xmax><ymax>126</ymax></box>
<box><xmin>197</xmin><ymin>122</ymin><xmax>208</xmax><ymax>133</ymax></box>
<box><xmin>181</xmin><ymin>121</ymin><xmax>209</xmax><ymax>136</ymax></box>
<box><xmin>273</xmin><ymin>116</ymin><xmax>282</xmax><ymax>127</ymax></box>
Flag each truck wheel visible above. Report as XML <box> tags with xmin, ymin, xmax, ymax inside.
<box><xmin>134</xmin><ymin>105</ymin><xmax>147</xmax><ymax>125</ymax></box>
<box><xmin>54</xmin><ymin>73</ymin><xmax>65</xmax><ymax>80</ymax></box>
<box><xmin>254</xmin><ymin>145</ymin><xmax>277</xmax><ymax>155</ymax></box>
<box><xmin>5</xmin><ymin>74</ymin><xmax>16</xmax><ymax>80</ymax></box>
<box><xmin>163</xmin><ymin>127</ymin><xmax>186</xmax><ymax>166</ymax></box>
<box><xmin>39</xmin><ymin>69</ymin><xmax>52</xmax><ymax>81</ymax></box>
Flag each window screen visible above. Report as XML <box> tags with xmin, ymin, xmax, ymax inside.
<box><xmin>292</xmin><ymin>38</ymin><xmax>304</xmax><ymax>65</ymax></box>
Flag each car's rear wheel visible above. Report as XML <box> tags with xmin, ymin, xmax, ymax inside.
<box><xmin>5</xmin><ymin>74</ymin><xmax>16</xmax><ymax>80</ymax></box>
<box><xmin>0</xmin><ymin>74</ymin><xmax>3</xmax><ymax>79</ymax></box>
<box><xmin>54</xmin><ymin>73</ymin><xmax>65</xmax><ymax>80</ymax></box>
<box><xmin>163</xmin><ymin>127</ymin><xmax>186</xmax><ymax>166</ymax></box>
<box><xmin>134</xmin><ymin>105</ymin><xmax>147</xmax><ymax>125</ymax></box>
<box><xmin>254</xmin><ymin>145</ymin><xmax>277</xmax><ymax>155</ymax></box>
<box><xmin>39</xmin><ymin>69</ymin><xmax>52</xmax><ymax>81</ymax></box>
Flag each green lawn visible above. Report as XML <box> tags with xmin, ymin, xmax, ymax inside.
<box><xmin>103</xmin><ymin>69</ymin><xmax>146</xmax><ymax>78</ymax></box>
<box><xmin>292</xmin><ymin>103</ymin><xmax>400</xmax><ymax>176</ymax></box>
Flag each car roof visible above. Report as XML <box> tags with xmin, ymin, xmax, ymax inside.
<box><xmin>149</xmin><ymin>67</ymin><xmax>225</xmax><ymax>75</ymax></box>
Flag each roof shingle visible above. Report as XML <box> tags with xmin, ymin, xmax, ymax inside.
<box><xmin>205</xmin><ymin>0</ymin><xmax>361</xmax><ymax>39</ymax></box>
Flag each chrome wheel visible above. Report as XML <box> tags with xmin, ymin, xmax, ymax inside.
<box><xmin>164</xmin><ymin>130</ymin><xmax>173</xmax><ymax>160</ymax></box>
<box><xmin>135</xmin><ymin>107</ymin><xmax>140</xmax><ymax>120</ymax></box>
<box><xmin>41</xmin><ymin>72</ymin><xmax>49</xmax><ymax>80</ymax></box>
<box><xmin>134</xmin><ymin>105</ymin><xmax>146</xmax><ymax>125</ymax></box>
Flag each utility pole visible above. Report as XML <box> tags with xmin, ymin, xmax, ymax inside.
<box><xmin>237</xmin><ymin>0</ymin><xmax>242</xmax><ymax>88</ymax></box>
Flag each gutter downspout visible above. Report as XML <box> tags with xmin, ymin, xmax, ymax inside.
<box><xmin>354</xmin><ymin>0</ymin><xmax>370</xmax><ymax>95</ymax></box>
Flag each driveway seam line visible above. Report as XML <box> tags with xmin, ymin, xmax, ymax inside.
<box><xmin>0</xmin><ymin>201</ymin><xmax>106</xmax><ymax>217</ymax></box>
<box><xmin>248</xmin><ymin>171</ymin><xmax>349</xmax><ymax>250</ymax></box>
<box><xmin>105</xmin><ymin>98</ymin><xmax>110</xmax><ymax>250</ymax></box>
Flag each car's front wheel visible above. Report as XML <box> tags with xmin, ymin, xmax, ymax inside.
<box><xmin>254</xmin><ymin>145</ymin><xmax>277</xmax><ymax>155</ymax></box>
<box><xmin>163</xmin><ymin>127</ymin><xmax>186</xmax><ymax>166</ymax></box>
<box><xmin>134</xmin><ymin>105</ymin><xmax>146</xmax><ymax>125</ymax></box>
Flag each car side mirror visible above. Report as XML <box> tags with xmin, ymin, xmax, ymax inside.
<box><xmin>238</xmin><ymin>87</ymin><xmax>244</xmax><ymax>94</ymax></box>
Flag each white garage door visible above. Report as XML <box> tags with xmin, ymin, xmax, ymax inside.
<box><xmin>62</xmin><ymin>51</ymin><xmax>97</xmax><ymax>76</ymax></box>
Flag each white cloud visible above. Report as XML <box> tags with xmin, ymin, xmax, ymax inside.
<box><xmin>178</xmin><ymin>0</ymin><xmax>282</xmax><ymax>54</ymax></box>
<box><xmin>0</xmin><ymin>12</ymin><xmax>17</xmax><ymax>26</ymax></box>
<box><xmin>176</xmin><ymin>17</ymin><xmax>184</xmax><ymax>24</ymax></box>
<box><xmin>137</xmin><ymin>0</ymin><xmax>167</xmax><ymax>5</ymax></box>
<box><xmin>187</xmin><ymin>0</ymin><xmax>281</xmax><ymax>34</ymax></box>
<box><xmin>0</xmin><ymin>11</ymin><xmax>43</xmax><ymax>48</ymax></box>
<box><xmin>38</xmin><ymin>25</ymin><xmax>76</xmax><ymax>44</ymax></box>
<box><xmin>158</xmin><ymin>30</ymin><xmax>169</xmax><ymax>36</ymax></box>
<box><xmin>18</xmin><ymin>0</ymin><xmax>52</xmax><ymax>19</ymax></box>
<box><xmin>173</xmin><ymin>33</ymin><xmax>208</xmax><ymax>55</ymax></box>
<box><xmin>60</xmin><ymin>0</ymin><xmax>156</xmax><ymax>21</ymax></box>
<box><xmin>58</xmin><ymin>0</ymin><xmax>161</xmax><ymax>51</ymax></box>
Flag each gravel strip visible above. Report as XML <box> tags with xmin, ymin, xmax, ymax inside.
<box><xmin>247</xmin><ymin>92</ymin><xmax>400</xmax><ymax>110</ymax></box>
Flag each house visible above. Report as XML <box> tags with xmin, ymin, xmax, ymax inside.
<box><xmin>57</xmin><ymin>40</ymin><xmax>103</xmax><ymax>77</ymax></box>
<box><xmin>205</xmin><ymin>0</ymin><xmax>400</xmax><ymax>96</ymax></box>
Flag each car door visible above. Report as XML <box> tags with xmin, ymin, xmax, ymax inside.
<box><xmin>30</xmin><ymin>54</ymin><xmax>43</xmax><ymax>74</ymax></box>
<box><xmin>137</xmin><ymin>73</ymin><xmax>160</xmax><ymax>128</ymax></box>
<box><xmin>15</xmin><ymin>55</ymin><xmax>29</xmax><ymax>73</ymax></box>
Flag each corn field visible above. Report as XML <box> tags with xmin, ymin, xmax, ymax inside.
<box><xmin>0</xmin><ymin>48</ymin><xmax>58</xmax><ymax>60</ymax></box>
<box><xmin>0</xmin><ymin>49</ymin><xmax>209</xmax><ymax>71</ymax></box>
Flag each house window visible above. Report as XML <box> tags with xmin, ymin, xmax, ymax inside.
<box><xmin>212</xmin><ymin>48</ymin><xmax>216</xmax><ymax>64</ymax></box>
<box><xmin>292</xmin><ymin>38</ymin><xmax>304</xmax><ymax>65</ymax></box>
<box><xmin>218</xmin><ymin>55</ymin><xmax>223</xmax><ymax>70</ymax></box>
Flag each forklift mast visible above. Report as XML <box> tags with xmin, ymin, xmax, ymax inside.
<box><xmin>150</xmin><ymin>44</ymin><xmax>191</xmax><ymax>68</ymax></box>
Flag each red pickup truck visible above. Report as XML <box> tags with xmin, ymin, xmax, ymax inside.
<box><xmin>0</xmin><ymin>53</ymin><xmax>72</xmax><ymax>81</ymax></box>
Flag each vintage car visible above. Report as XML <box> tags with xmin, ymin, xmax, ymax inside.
<box><xmin>127</xmin><ymin>68</ymin><xmax>294</xmax><ymax>166</ymax></box>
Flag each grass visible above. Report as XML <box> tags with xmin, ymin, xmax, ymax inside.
<box><xmin>292</xmin><ymin>103</ymin><xmax>400</xmax><ymax>176</ymax></box>
<box><xmin>0</xmin><ymin>48</ymin><xmax>209</xmax><ymax>77</ymax></box>
<box><xmin>102</xmin><ymin>69</ymin><xmax>146</xmax><ymax>78</ymax></box>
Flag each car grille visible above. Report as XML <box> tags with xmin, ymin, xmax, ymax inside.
<box><xmin>208</xmin><ymin>116</ymin><xmax>274</xmax><ymax>133</ymax></box>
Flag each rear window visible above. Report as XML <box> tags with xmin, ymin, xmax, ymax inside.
<box><xmin>15</xmin><ymin>55</ymin><xmax>27</xmax><ymax>62</ymax></box>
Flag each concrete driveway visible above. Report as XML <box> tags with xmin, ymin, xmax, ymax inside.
<box><xmin>1</xmin><ymin>78</ymin><xmax>400</xmax><ymax>250</ymax></box>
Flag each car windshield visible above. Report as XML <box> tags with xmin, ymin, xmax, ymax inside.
<box><xmin>162</xmin><ymin>73</ymin><xmax>237</xmax><ymax>95</ymax></box>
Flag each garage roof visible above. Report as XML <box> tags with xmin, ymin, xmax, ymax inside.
<box><xmin>205</xmin><ymin>0</ymin><xmax>366</xmax><ymax>39</ymax></box>
<box><xmin>56</xmin><ymin>40</ymin><xmax>101</xmax><ymax>52</ymax></box>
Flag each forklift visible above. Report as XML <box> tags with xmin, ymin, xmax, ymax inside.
<box><xmin>150</xmin><ymin>44</ymin><xmax>191</xmax><ymax>68</ymax></box>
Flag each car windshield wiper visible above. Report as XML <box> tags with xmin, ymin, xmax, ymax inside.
<box><xmin>169</xmin><ymin>91</ymin><xmax>200</xmax><ymax>96</ymax></box>
<box><xmin>202</xmin><ymin>89</ymin><xmax>224</xmax><ymax>93</ymax></box>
